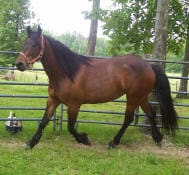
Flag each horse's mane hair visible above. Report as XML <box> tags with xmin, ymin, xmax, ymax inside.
<box><xmin>45</xmin><ymin>35</ymin><xmax>91</xmax><ymax>80</ymax></box>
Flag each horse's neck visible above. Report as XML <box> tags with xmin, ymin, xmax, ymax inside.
<box><xmin>41</xmin><ymin>42</ymin><xmax>63</xmax><ymax>81</ymax></box>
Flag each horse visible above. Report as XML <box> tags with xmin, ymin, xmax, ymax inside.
<box><xmin>15</xmin><ymin>26</ymin><xmax>178</xmax><ymax>149</ymax></box>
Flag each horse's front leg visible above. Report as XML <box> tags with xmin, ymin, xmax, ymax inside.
<box><xmin>25</xmin><ymin>96</ymin><xmax>60</xmax><ymax>149</ymax></box>
<box><xmin>67</xmin><ymin>105</ymin><xmax>91</xmax><ymax>145</ymax></box>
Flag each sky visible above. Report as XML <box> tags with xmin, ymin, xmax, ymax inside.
<box><xmin>30</xmin><ymin>0</ymin><xmax>114</xmax><ymax>37</ymax></box>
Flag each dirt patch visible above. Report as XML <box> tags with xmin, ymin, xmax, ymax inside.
<box><xmin>69</xmin><ymin>137</ymin><xmax>189</xmax><ymax>164</ymax></box>
<box><xmin>0</xmin><ymin>139</ymin><xmax>24</xmax><ymax>149</ymax></box>
<box><xmin>1</xmin><ymin>137</ymin><xmax>189</xmax><ymax>165</ymax></box>
<box><xmin>122</xmin><ymin>139</ymin><xmax>189</xmax><ymax>165</ymax></box>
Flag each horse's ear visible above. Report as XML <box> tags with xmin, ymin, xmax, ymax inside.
<box><xmin>37</xmin><ymin>25</ymin><xmax>42</xmax><ymax>36</ymax></box>
<box><xmin>27</xmin><ymin>26</ymin><xmax>32</xmax><ymax>36</ymax></box>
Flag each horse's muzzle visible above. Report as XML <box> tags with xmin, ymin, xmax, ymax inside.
<box><xmin>15</xmin><ymin>61</ymin><xmax>27</xmax><ymax>71</ymax></box>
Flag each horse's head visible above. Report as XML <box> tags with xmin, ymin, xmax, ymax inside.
<box><xmin>15</xmin><ymin>26</ymin><xmax>45</xmax><ymax>71</ymax></box>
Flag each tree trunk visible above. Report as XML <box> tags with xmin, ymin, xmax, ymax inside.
<box><xmin>152</xmin><ymin>0</ymin><xmax>169</xmax><ymax>69</ymax></box>
<box><xmin>143</xmin><ymin>0</ymin><xmax>169</xmax><ymax>133</ymax></box>
<box><xmin>177</xmin><ymin>25</ymin><xmax>189</xmax><ymax>98</ymax></box>
<box><xmin>87</xmin><ymin>0</ymin><xmax>100</xmax><ymax>56</ymax></box>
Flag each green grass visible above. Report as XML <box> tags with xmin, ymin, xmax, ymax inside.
<box><xmin>0</xmin><ymin>125</ymin><xmax>189</xmax><ymax>175</ymax></box>
<box><xmin>0</xmin><ymin>68</ymin><xmax>188</xmax><ymax>174</ymax></box>
<box><xmin>0</xmin><ymin>122</ymin><xmax>189</xmax><ymax>175</ymax></box>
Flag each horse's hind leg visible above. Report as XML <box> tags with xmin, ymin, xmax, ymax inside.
<box><xmin>140</xmin><ymin>99</ymin><xmax>163</xmax><ymax>145</ymax></box>
<box><xmin>108</xmin><ymin>103</ymin><xmax>135</xmax><ymax>149</ymax></box>
<box><xmin>67</xmin><ymin>105</ymin><xmax>91</xmax><ymax>145</ymax></box>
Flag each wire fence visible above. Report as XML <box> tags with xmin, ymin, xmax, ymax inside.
<box><xmin>0</xmin><ymin>51</ymin><xmax>188</xmax><ymax>133</ymax></box>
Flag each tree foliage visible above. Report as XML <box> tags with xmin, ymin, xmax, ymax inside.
<box><xmin>102</xmin><ymin>0</ymin><xmax>189</xmax><ymax>58</ymax></box>
<box><xmin>0</xmin><ymin>0</ymin><xmax>32</xmax><ymax>66</ymax></box>
<box><xmin>54</xmin><ymin>32</ymin><xmax>109</xmax><ymax>57</ymax></box>
<box><xmin>103</xmin><ymin>0</ymin><xmax>156</xmax><ymax>55</ymax></box>
<box><xmin>55</xmin><ymin>32</ymin><xmax>88</xmax><ymax>55</ymax></box>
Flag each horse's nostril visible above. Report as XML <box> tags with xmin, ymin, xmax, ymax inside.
<box><xmin>17</xmin><ymin>62</ymin><xmax>23</xmax><ymax>66</ymax></box>
<box><xmin>15</xmin><ymin>61</ymin><xmax>26</xmax><ymax>71</ymax></box>
<box><xmin>16</xmin><ymin>62</ymin><xmax>23</xmax><ymax>68</ymax></box>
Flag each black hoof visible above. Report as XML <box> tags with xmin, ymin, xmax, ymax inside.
<box><xmin>153</xmin><ymin>133</ymin><xmax>163</xmax><ymax>145</ymax></box>
<box><xmin>108</xmin><ymin>141</ymin><xmax>117</xmax><ymax>149</ymax></box>
<box><xmin>77</xmin><ymin>133</ymin><xmax>91</xmax><ymax>145</ymax></box>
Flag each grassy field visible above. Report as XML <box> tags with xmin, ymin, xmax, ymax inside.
<box><xmin>1</xmin><ymin>123</ymin><xmax>189</xmax><ymax>175</ymax></box>
<box><xmin>0</xmin><ymin>67</ymin><xmax>189</xmax><ymax>175</ymax></box>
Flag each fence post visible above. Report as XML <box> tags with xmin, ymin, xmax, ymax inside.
<box><xmin>59</xmin><ymin>104</ymin><xmax>64</xmax><ymax>135</ymax></box>
<box><xmin>134</xmin><ymin>106</ymin><xmax>140</xmax><ymax>125</ymax></box>
<box><xmin>52</xmin><ymin>111</ymin><xmax>56</xmax><ymax>132</ymax></box>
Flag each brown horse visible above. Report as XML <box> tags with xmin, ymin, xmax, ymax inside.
<box><xmin>15</xmin><ymin>26</ymin><xmax>178</xmax><ymax>149</ymax></box>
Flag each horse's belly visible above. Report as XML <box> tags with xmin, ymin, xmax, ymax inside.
<box><xmin>83</xmin><ymin>86</ymin><xmax>125</xmax><ymax>104</ymax></box>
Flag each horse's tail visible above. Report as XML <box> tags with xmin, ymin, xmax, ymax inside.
<box><xmin>151</xmin><ymin>64</ymin><xmax>178</xmax><ymax>135</ymax></box>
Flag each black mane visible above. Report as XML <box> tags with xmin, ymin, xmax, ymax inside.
<box><xmin>45</xmin><ymin>35</ymin><xmax>91</xmax><ymax>80</ymax></box>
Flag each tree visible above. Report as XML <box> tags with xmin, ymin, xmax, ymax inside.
<box><xmin>0</xmin><ymin>0</ymin><xmax>32</xmax><ymax>66</ymax></box>
<box><xmin>176</xmin><ymin>0</ymin><xmax>189</xmax><ymax>98</ymax></box>
<box><xmin>86</xmin><ymin>0</ymin><xmax>101</xmax><ymax>56</ymax></box>
<box><xmin>177</xmin><ymin>26</ymin><xmax>189</xmax><ymax>98</ymax></box>
<box><xmin>102</xmin><ymin>0</ymin><xmax>188</xmax><ymax>58</ymax></box>
<box><xmin>152</xmin><ymin>0</ymin><xmax>169</xmax><ymax>69</ymax></box>
<box><xmin>103</xmin><ymin>0</ymin><xmax>156</xmax><ymax>55</ymax></box>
